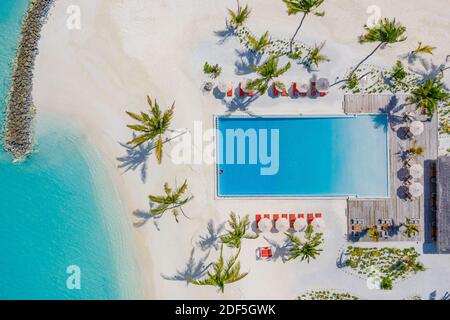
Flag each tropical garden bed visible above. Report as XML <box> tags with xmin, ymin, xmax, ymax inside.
<box><xmin>297</xmin><ymin>289</ymin><xmax>361</xmax><ymax>300</ymax></box>
<box><xmin>340</xmin><ymin>246</ymin><xmax>426</xmax><ymax>290</ymax></box>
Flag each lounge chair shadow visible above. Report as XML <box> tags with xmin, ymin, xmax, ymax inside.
<box><xmin>195</xmin><ymin>219</ymin><xmax>226</xmax><ymax>252</ymax></box>
<box><xmin>161</xmin><ymin>248</ymin><xmax>211</xmax><ymax>284</ymax></box>
<box><xmin>116</xmin><ymin>138</ymin><xmax>152</xmax><ymax>183</ymax></box>
<box><xmin>263</xmin><ymin>236</ymin><xmax>290</xmax><ymax>263</ymax></box>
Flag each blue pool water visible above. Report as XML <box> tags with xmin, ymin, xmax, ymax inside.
<box><xmin>217</xmin><ymin>115</ymin><xmax>390</xmax><ymax>198</ymax></box>
<box><xmin>0</xmin><ymin>0</ymin><xmax>141</xmax><ymax>299</ymax></box>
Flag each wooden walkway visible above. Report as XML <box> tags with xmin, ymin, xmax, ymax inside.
<box><xmin>345</xmin><ymin>95</ymin><xmax>439</xmax><ymax>242</ymax></box>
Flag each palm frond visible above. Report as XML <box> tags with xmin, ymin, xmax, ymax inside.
<box><xmin>413</xmin><ymin>42</ymin><xmax>435</xmax><ymax>55</ymax></box>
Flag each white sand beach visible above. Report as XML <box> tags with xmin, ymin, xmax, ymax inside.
<box><xmin>32</xmin><ymin>0</ymin><xmax>450</xmax><ymax>299</ymax></box>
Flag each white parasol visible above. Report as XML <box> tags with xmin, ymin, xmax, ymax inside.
<box><xmin>258</xmin><ymin>218</ymin><xmax>272</xmax><ymax>233</ymax></box>
<box><xmin>409</xmin><ymin>182</ymin><xmax>424</xmax><ymax>198</ymax></box>
<box><xmin>409</xmin><ymin>121</ymin><xmax>424</xmax><ymax>136</ymax></box>
<box><xmin>293</xmin><ymin>218</ymin><xmax>307</xmax><ymax>232</ymax></box>
<box><xmin>217</xmin><ymin>81</ymin><xmax>228</xmax><ymax>93</ymax></box>
<box><xmin>311</xmin><ymin>218</ymin><xmax>324</xmax><ymax>231</ymax></box>
<box><xmin>409</xmin><ymin>164</ymin><xmax>424</xmax><ymax>179</ymax></box>
<box><xmin>275</xmin><ymin>218</ymin><xmax>289</xmax><ymax>232</ymax></box>
<box><xmin>316</xmin><ymin>78</ymin><xmax>330</xmax><ymax>91</ymax></box>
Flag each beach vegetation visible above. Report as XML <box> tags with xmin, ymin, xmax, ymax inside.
<box><xmin>408</xmin><ymin>142</ymin><xmax>425</xmax><ymax>156</ymax></box>
<box><xmin>342</xmin><ymin>247</ymin><xmax>425</xmax><ymax>289</ymax></box>
<box><xmin>220</xmin><ymin>212</ymin><xmax>258</xmax><ymax>249</ymax></box>
<box><xmin>228</xmin><ymin>0</ymin><xmax>251</xmax><ymax>29</ymax></box>
<box><xmin>305</xmin><ymin>42</ymin><xmax>330</xmax><ymax>69</ymax></box>
<box><xmin>285</xmin><ymin>225</ymin><xmax>323</xmax><ymax>263</ymax></box>
<box><xmin>349</xmin><ymin>18</ymin><xmax>407</xmax><ymax>78</ymax></box>
<box><xmin>148</xmin><ymin>180</ymin><xmax>192</xmax><ymax>222</ymax></box>
<box><xmin>412</xmin><ymin>42</ymin><xmax>436</xmax><ymax>56</ymax></box>
<box><xmin>407</xmin><ymin>77</ymin><xmax>450</xmax><ymax>118</ymax></box>
<box><xmin>367</xmin><ymin>226</ymin><xmax>381</xmax><ymax>242</ymax></box>
<box><xmin>401</xmin><ymin>219</ymin><xmax>420</xmax><ymax>239</ymax></box>
<box><xmin>126</xmin><ymin>96</ymin><xmax>174</xmax><ymax>164</ymax></box>
<box><xmin>298</xmin><ymin>289</ymin><xmax>360</xmax><ymax>300</ymax></box>
<box><xmin>380</xmin><ymin>276</ymin><xmax>393</xmax><ymax>290</ymax></box>
<box><xmin>189</xmin><ymin>245</ymin><xmax>248</xmax><ymax>293</ymax></box>
<box><xmin>203</xmin><ymin>62</ymin><xmax>222</xmax><ymax>78</ymax></box>
<box><xmin>282</xmin><ymin>0</ymin><xmax>325</xmax><ymax>53</ymax></box>
<box><xmin>247</xmin><ymin>31</ymin><xmax>271</xmax><ymax>54</ymax></box>
<box><xmin>247</xmin><ymin>55</ymin><xmax>291</xmax><ymax>94</ymax></box>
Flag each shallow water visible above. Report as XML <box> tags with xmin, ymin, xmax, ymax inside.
<box><xmin>0</xmin><ymin>0</ymin><xmax>141</xmax><ymax>299</ymax></box>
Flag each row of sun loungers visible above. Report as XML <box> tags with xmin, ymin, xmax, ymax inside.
<box><xmin>255</xmin><ymin>213</ymin><xmax>323</xmax><ymax>232</ymax></box>
<box><xmin>221</xmin><ymin>79</ymin><xmax>329</xmax><ymax>98</ymax></box>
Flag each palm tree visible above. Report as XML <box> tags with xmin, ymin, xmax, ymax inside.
<box><xmin>412</xmin><ymin>42</ymin><xmax>435</xmax><ymax>56</ymax></box>
<box><xmin>148</xmin><ymin>180</ymin><xmax>192</xmax><ymax>222</ymax></box>
<box><xmin>305</xmin><ymin>42</ymin><xmax>330</xmax><ymax>69</ymax></box>
<box><xmin>126</xmin><ymin>96</ymin><xmax>174</xmax><ymax>164</ymax></box>
<box><xmin>349</xmin><ymin>18</ymin><xmax>407</xmax><ymax>78</ymax></box>
<box><xmin>408</xmin><ymin>142</ymin><xmax>425</xmax><ymax>156</ymax></box>
<box><xmin>220</xmin><ymin>212</ymin><xmax>258</xmax><ymax>249</ymax></box>
<box><xmin>401</xmin><ymin>219</ymin><xmax>420</xmax><ymax>239</ymax></box>
<box><xmin>282</xmin><ymin>0</ymin><xmax>325</xmax><ymax>53</ymax></box>
<box><xmin>247</xmin><ymin>56</ymin><xmax>291</xmax><ymax>94</ymax></box>
<box><xmin>285</xmin><ymin>226</ymin><xmax>323</xmax><ymax>263</ymax></box>
<box><xmin>367</xmin><ymin>226</ymin><xmax>381</xmax><ymax>242</ymax></box>
<box><xmin>407</xmin><ymin>77</ymin><xmax>450</xmax><ymax>118</ymax></box>
<box><xmin>228</xmin><ymin>0</ymin><xmax>251</xmax><ymax>29</ymax></box>
<box><xmin>203</xmin><ymin>62</ymin><xmax>222</xmax><ymax>78</ymax></box>
<box><xmin>189</xmin><ymin>245</ymin><xmax>248</xmax><ymax>293</ymax></box>
<box><xmin>247</xmin><ymin>31</ymin><xmax>271</xmax><ymax>55</ymax></box>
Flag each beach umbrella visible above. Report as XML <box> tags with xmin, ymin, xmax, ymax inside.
<box><xmin>217</xmin><ymin>81</ymin><xmax>228</xmax><ymax>93</ymax></box>
<box><xmin>311</xmin><ymin>218</ymin><xmax>324</xmax><ymax>231</ymax></box>
<box><xmin>293</xmin><ymin>218</ymin><xmax>307</xmax><ymax>232</ymax></box>
<box><xmin>409</xmin><ymin>164</ymin><xmax>424</xmax><ymax>179</ymax></box>
<box><xmin>275</xmin><ymin>218</ymin><xmax>289</xmax><ymax>232</ymax></box>
<box><xmin>258</xmin><ymin>218</ymin><xmax>272</xmax><ymax>233</ymax></box>
<box><xmin>317</xmin><ymin>78</ymin><xmax>330</xmax><ymax>91</ymax></box>
<box><xmin>409</xmin><ymin>121</ymin><xmax>424</xmax><ymax>136</ymax></box>
<box><xmin>409</xmin><ymin>182</ymin><xmax>424</xmax><ymax>198</ymax></box>
<box><xmin>298</xmin><ymin>81</ymin><xmax>309</xmax><ymax>94</ymax></box>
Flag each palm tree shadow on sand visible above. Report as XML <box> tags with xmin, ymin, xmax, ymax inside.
<box><xmin>195</xmin><ymin>220</ymin><xmax>226</xmax><ymax>252</ymax></box>
<box><xmin>214</xmin><ymin>23</ymin><xmax>235</xmax><ymax>45</ymax></box>
<box><xmin>116</xmin><ymin>138</ymin><xmax>153</xmax><ymax>183</ymax></box>
<box><xmin>263</xmin><ymin>236</ymin><xmax>290</xmax><ymax>263</ymax></box>
<box><xmin>132</xmin><ymin>205</ymin><xmax>163</xmax><ymax>230</ymax></box>
<box><xmin>161</xmin><ymin>248</ymin><xmax>212</xmax><ymax>284</ymax></box>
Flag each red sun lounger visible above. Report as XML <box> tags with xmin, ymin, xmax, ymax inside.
<box><xmin>289</xmin><ymin>214</ymin><xmax>296</xmax><ymax>228</ymax></box>
<box><xmin>310</xmin><ymin>81</ymin><xmax>317</xmax><ymax>97</ymax></box>
<box><xmin>257</xmin><ymin>246</ymin><xmax>273</xmax><ymax>259</ymax></box>
<box><xmin>255</xmin><ymin>214</ymin><xmax>262</xmax><ymax>227</ymax></box>
<box><xmin>315</xmin><ymin>213</ymin><xmax>322</xmax><ymax>218</ymax></box>
<box><xmin>307</xmin><ymin>213</ymin><xmax>314</xmax><ymax>222</ymax></box>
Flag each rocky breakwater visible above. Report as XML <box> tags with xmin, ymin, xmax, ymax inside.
<box><xmin>3</xmin><ymin>0</ymin><xmax>54</xmax><ymax>159</ymax></box>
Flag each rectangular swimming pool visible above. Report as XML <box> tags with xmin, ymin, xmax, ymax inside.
<box><xmin>216</xmin><ymin>115</ymin><xmax>390</xmax><ymax>198</ymax></box>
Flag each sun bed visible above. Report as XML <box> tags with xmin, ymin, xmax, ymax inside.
<box><xmin>310</xmin><ymin>81</ymin><xmax>317</xmax><ymax>97</ymax></box>
<box><xmin>255</xmin><ymin>214</ymin><xmax>262</xmax><ymax>227</ymax></box>
<box><xmin>317</xmin><ymin>78</ymin><xmax>330</xmax><ymax>97</ymax></box>
<box><xmin>307</xmin><ymin>213</ymin><xmax>314</xmax><ymax>222</ymax></box>
<box><xmin>256</xmin><ymin>246</ymin><xmax>273</xmax><ymax>260</ymax></box>
<box><xmin>289</xmin><ymin>214</ymin><xmax>296</xmax><ymax>228</ymax></box>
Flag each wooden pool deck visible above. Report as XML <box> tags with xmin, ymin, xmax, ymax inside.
<box><xmin>344</xmin><ymin>95</ymin><xmax>439</xmax><ymax>242</ymax></box>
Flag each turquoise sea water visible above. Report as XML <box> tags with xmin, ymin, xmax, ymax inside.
<box><xmin>217</xmin><ymin>115</ymin><xmax>389</xmax><ymax>197</ymax></box>
<box><xmin>0</xmin><ymin>0</ymin><xmax>141</xmax><ymax>299</ymax></box>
